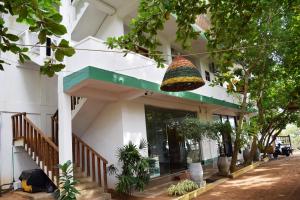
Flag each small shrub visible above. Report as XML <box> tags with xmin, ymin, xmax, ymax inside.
<box><xmin>167</xmin><ymin>180</ymin><xmax>198</xmax><ymax>196</ymax></box>
<box><xmin>55</xmin><ymin>160</ymin><xmax>80</xmax><ymax>200</ymax></box>
<box><xmin>108</xmin><ymin>140</ymin><xmax>150</xmax><ymax>199</ymax></box>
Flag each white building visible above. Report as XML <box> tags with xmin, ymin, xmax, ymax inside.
<box><xmin>0</xmin><ymin>0</ymin><xmax>242</xmax><ymax>197</ymax></box>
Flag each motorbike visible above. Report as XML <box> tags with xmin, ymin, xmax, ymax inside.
<box><xmin>273</xmin><ymin>143</ymin><xmax>292</xmax><ymax>159</ymax></box>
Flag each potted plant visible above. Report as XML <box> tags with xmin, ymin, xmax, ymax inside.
<box><xmin>211</xmin><ymin>121</ymin><xmax>232</xmax><ymax>176</ymax></box>
<box><xmin>108</xmin><ymin>140</ymin><xmax>150</xmax><ymax>199</ymax></box>
<box><xmin>177</xmin><ymin>117</ymin><xmax>216</xmax><ymax>185</ymax></box>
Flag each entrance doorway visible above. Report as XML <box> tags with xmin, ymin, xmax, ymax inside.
<box><xmin>145</xmin><ymin>105</ymin><xmax>197</xmax><ymax>178</ymax></box>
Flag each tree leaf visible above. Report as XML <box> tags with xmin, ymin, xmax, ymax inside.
<box><xmin>38</xmin><ymin>30</ymin><xmax>47</xmax><ymax>44</ymax></box>
<box><xmin>6</xmin><ymin>33</ymin><xmax>19</xmax><ymax>41</ymax></box>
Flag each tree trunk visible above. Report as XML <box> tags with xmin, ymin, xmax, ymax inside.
<box><xmin>262</xmin><ymin>131</ymin><xmax>273</xmax><ymax>157</ymax></box>
<box><xmin>230</xmin><ymin>140</ymin><xmax>240</xmax><ymax>172</ymax></box>
<box><xmin>246</xmin><ymin>135</ymin><xmax>257</xmax><ymax>165</ymax></box>
<box><xmin>230</xmin><ymin>71</ymin><xmax>250</xmax><ymax>172</ymax></box>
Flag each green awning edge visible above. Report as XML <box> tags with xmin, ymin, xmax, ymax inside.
<box><xmin>64</xmin><ymin>66</ymin><xmax>240</xmax><ymax>110</ymax></box>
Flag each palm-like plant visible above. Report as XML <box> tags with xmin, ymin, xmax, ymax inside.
<box><xmin>108</xmin><ymin>140</ymin><xmax>150</xmax><ymax>198</ymax></box>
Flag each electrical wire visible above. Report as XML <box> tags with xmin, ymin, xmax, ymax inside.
<box><xmin>13</xmin><ymin>38</ymin><xmax>300</xmax><ymax>57</ymax></box>
<box><xmin>2</xmin><ymin>38</ymin><xmax>299</xmax><ymax>72</ymax></box>
<box><xmin>115</xmin><ymin>63</ymin><xmax>157</xmax><ymax>72</ymax></box>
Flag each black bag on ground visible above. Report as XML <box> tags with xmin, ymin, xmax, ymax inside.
<box><xmin>19</xmin><ymin>169</ymin><xmax>56</xmax><ymax>193</ymax></box>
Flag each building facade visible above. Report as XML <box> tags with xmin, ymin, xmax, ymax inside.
<box><xmin>0</xmin><ymin>0</ymin><xmax>242</xmax><ymax>190</ymax></box>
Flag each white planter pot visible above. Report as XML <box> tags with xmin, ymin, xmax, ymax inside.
<box><xmin>188</xmin><ymin>162</ymin><xmax>203</xmax><ymax>185</ymax></box>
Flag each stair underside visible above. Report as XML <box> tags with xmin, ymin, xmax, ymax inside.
<box><xmin>14</xmin><ymin>139</ymin><xmax>58</xmax><ymax>185</ymax></box>
<box><xmin>14</xmin><ymin>139</ymin><xmax>111</xmax><ymax>200</ymax></box>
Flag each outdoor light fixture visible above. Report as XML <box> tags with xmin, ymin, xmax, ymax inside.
<box><xmin>160</xmin><ymin>56</ymin><xmax>205</xmax><ymax>92</ymax></box>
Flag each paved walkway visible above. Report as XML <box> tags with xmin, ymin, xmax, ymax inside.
<box><xmin>196</xmin><ymin>152</ymin><xmax>300</xmax><ymax>200</ymax></box>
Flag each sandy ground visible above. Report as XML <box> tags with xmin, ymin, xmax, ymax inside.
<box><xmin>195</xmin><ymin>153</ymin><xmax>300</xmax><ymax>200</ymax></box>
<box><xmin>2</xmin><ymin>153</ymin><xmax>300</xmax><ymax>200</ymax></box>
<box><xmin>0</xmin><ymin>193</ymin><xmax>28</xmax><ymax>200</ymax></box>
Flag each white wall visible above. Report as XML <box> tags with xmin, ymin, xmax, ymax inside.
<box><xmin>81</xmin><ymin>102</ymin><xmax>124</xmax><ymax>189</ymax></box>
<box><xmin>0</xmin><ymin>112</ymin><xmax>40</xmax><ymax>185</ymax></box>
<box><xmin>95</xmin><ymin>14</ymin><xmax>124</xmax><ymax>40</ymax></box>
<box><xmin>0</xmin><ymin>56</ymin><xmax>58</xmax><ymax>185</ymax></box>
<box><xmin>121</xmin><ymin>101</ymin><xmax>148</xmax><ymax>157</ymax></box>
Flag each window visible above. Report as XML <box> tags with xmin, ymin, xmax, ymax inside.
<box><xmin>213</xmin><ymin>114</ymin><xmax>238</xmax><ymax>157</ymax></box>
<box><xmin>205</xmin><ymin>71</ymin><xmax>211</xmax><ymax>81</ymax></box>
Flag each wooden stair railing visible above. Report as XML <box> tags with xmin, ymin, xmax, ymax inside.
<box><xmin>12</xmin><ymin>113</ymin><xmax>59</xmax><ymax>185</ymax></box>
<box><xmin>72</xmin><ymin>134</ymin><xmax>108</xmax><ymax>190</ymax></box>
<box><xmin>50</xmin><ymin>96</ymin><xmax>108</xmax><ymax>191</ymax></box>
<box><xmin>71</xmin><ymin>96</ymin><xmax>82</xmax><ymax>110</ymax></box>
<box><xmin>51</xmin><ymin>110</ymin><xmax>59</xmax><ymax>146</ymax></box>
<box><xmin>52</xmin><ymin>96</ymin><xmax>82</xmax><ymax>146</ymax></box>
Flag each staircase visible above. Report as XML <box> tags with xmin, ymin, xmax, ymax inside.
<box><xmin>12</xmin><ymin>113</ymin><xmax>59</xmax><ymax>185</ymax></box>
<box><xmin>12</xmin><ymin>97</ymin><xmax>111</xmax><ymax>200</ymax></box>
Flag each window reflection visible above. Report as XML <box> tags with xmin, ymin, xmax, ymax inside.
<box><xmin>145</xmin><ymin>105</ymin><xmax>197</xmax><ymax>178</ymax></box>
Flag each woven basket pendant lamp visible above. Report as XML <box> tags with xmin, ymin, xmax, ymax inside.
<box><xmin>160</xmin><ymin>56</ymin><xmax>205</xmax><ymax>92</ymax></box>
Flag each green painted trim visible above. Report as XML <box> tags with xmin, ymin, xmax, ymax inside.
<box><xmin>201</xmin><ymin>157</ymin><xmax>218</xmax><ymax>166</ymax></box>
<box><xmin>64</xmin><ymin>66</ymin><xmax>240</xmax><ymax>110</ymax></box>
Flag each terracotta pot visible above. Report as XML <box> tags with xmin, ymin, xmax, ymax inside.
<box><xmin>177</xmin><ymin>171</ymin><xmax>191</xmax><ymax>180</ymax></box>
<box><xmin>188</xmin><ymin>162</ymin><xmax>204</xmax><ymax>185</ymax></box>
<box><xmin>217</xmin><ymin>156</ymin><xmax>230</xmax><ymax>176</ymax></box>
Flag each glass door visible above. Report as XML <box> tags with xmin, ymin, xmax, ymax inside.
<box><xmin>145</xmin><ymin>106</ymin><xmax>196</xmax><ymax>178</ymax></box>
<box><xmin>166</xmin><ymin>123</ymin><xmax>187</xmax><ymax>174</ymax></box>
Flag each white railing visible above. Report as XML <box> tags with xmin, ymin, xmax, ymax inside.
<box><xmin>18</xmin><ymin>30</ymin><xmax>41</xmax><ymax>56</ymax></box>
<box><xmin>18</xmin><ymin>30</ymin><xmax>60</xmax><ymax>66</ymax></box>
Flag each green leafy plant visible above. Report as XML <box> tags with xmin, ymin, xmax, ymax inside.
<box><xmin>55</xmin><ymin>160</ymin><xmax>80</xmax><ymax>200</ymax></box>
<box><xmin>0</xmin><ymin>1</ymin><xmax>75</xmax><ymax>76</ymax></box>
<box><xmin>176</xmin><ymin>117</ymin><xmax>220</xmax><ymax>162</ymax></box>
<box><xmin>211</xmin><ymin>121</ymin><xmax>233</xmax><ymax>156</ymax></box>
<box><xmin>108</xmin><ymin>140</ymin><xmax>150</xmax><ymax>198</ymax></box>
<box><xmin>167</xmin><ymin>180</ymin><xmax>199</xmax><ymax>196</ymax></box>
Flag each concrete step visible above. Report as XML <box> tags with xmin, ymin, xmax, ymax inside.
<box><xmin>14</xmin><ymin>191</ymin><xmax>55</xmax><ymax>200</ymax></box>
<box><xmin>74</xmin><ymin>171</ymin><xmax>88</xmax><ymax>179</ymax></box>
<box><xmin>76</xmin><ymin>176</ymin><xmax>93</xmax><ymax>183</ymax></box>
<box><xmin>76</xmin><ymin>181</ymin><xmax>103</xmax><ymax>191</ymax></box>
<box><xmin>77</xmin><ymin>189</ymin><xmax>111</xmax><ymax>200</ymax></box>
<box><xmin>92</xmin><ymin>193</ymin><xmax>111</xmax><ymax>200</ymax></box>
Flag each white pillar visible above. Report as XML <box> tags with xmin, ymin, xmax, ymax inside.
<box><xmin>58</xmin><ymin>75</ymin><xmax>72</xmax><ymax>164</ymax></box>
<box><xmin>58</xmin><ymin>0</ymin><xmax>73</xmax><ymax>165</ymax></box>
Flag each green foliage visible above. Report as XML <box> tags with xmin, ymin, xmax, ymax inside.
<box><xmin>55</xmin><ymin>160</ymin><xmax>80</xmax><ymax>200</ymax></box>
<box><xmin>176</xmin><ymin>117</ymin><xmax>222</xmax><ymax>161</ymax></box>
<box><xmin>0</xmin><ymin>0</ymin><xmax>75</xmax><ymax>76</ymax></box>
<box><xmin>218</xmin><ymin>121</ymin><xmax>232</xmax><ymax>138</ymax></box>
<box><xmin>106</xmin><ymin>0</ymin><xmax>207</xmax><ymax>68</ymax></box>
<box><xmin>211</xmin><ymin>121</ymin><xmax>234</xmax><ymax>156</ymax></box>
<box><xmin>176</xmin><ymin>117</ymin><xmax>219</xmax><ymax>142</ymax></box>
<box><xmin>108</xmin><ymin>140</ymin><xmax>150</xmax><ymax>198</ymax></box>
<box><xmin>167</xmin><ymin>180</ymin><xmax>198</xmax><ymax>196</ymax></box>
<box><xmin>107</xmin><ymin>0</ymin><xmax>300</xmax><ymax>171</ymax></box>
